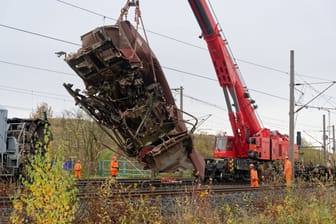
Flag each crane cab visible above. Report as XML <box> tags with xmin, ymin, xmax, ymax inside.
<box><xmin>213</xmin><ymin>135</ymin><xmax>237</xmax><ymax>158</ymax></box>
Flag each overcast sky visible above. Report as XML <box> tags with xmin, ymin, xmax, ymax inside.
<box><xmin>1</xmin><ymin>0</ymin><xmax>336</xmax><ymax>149</ymax></box>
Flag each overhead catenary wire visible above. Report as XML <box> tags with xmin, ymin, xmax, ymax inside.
<box><xmin>55</xmin><ymin>0</ymin><xmax>206</xmax><ymax>51</ymax></box>
<box><xmin>0</xmin><ymin>18</ymin><xmax>285</xmax><ymax>131</ymax></box>
<box><xmin>295</xmin><ymin>82</ymin><xmax>336</xmax><ymax>113</ymax></box>
<box><xmin>0</xmin><ymin>20</ymin><xmax>333</xmax><ymax>85</ymax></box>
<box><xmin>57</xmin><ymin>0</ymin><xmax>289</xmax><ymax>75</ymax></box>
<box><xmin>0</xmin><ymin>85</ymin><xmax>72</xmax><ymax>102</ymax></box>
<box><xmin>0</xmin><ymin>57</ymin><xmax>291</xmax><ymax>103</ymax></box>
<box><xmin>55</xmin><ymin>0</ymin><xmax>335</xmax><ymax>83</ymax></box>
<box><xmin>55</xmin><ymin>0</ymin><xmax>336</xmax><ymax>123</ymax></box>
<box><xmin>0</xmin><ymin>24</ymin><xmax>80</xmax><ymax>46</ymax></box>
<box><xmin>0</xmin><ymin>60</ymin><xmax>75</xmax><ymax>76</ymax></box>
<box><xmin>0</xmin><ymin>23</ymin><xmax>326</xmax><ymax>132</ymax></box>
<box><xmin>0</xmin><ymin>84</ymin><xmax>70</xmax><ymax>98</ymax></box>
<box><xmin>0</xmin><ymin>57</ymin><xmax>331</xmax><ymax>109</ymax></box>
<box><xmin>297</xmin><ymin>77</ymin><xmax>336</xmax><ymax>108</ymax></box>
<box><xmin>0</xmin><ymin>104</ymin><xmax>33</xmax><ymax>111</ymax></box>
<box><xmin>0</xmin><ymin>21</ymin><xmax>294</xmax><ymax>106</ymax></box>
<box><xmin>0</xmin><ymin>20</ymin><xmax>293</xmax><ymax>105</ymax></box>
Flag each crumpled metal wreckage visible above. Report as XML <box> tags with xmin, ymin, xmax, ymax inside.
<box><xmin>63</xmin><ymin>20</ymin><xmax>205</xmax><ymax>179</ymax></box>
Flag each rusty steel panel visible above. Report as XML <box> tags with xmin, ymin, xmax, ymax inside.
<box><xmin>64</xmin><ymin>21</ymin><xmax>205</xmax><ymax>178</ymax></box>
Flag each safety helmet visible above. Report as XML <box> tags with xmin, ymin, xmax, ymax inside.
<box><xmin>249</xmin><ymin>163</ymin><xmax>254</xmax><ymax>168</ymax></box>
<box><xmin>285</xmin><ymin>155</ymin><xmax>289</xmax><ymax>159</ymax></box>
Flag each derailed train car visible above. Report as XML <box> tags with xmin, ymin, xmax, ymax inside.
<box><xmin>0</xmin><ymin>108</ymin><xmax>52</xmax><ymax>177</ymax></box>
<box><xmin>63</xmin><ymin>20</ymin><xmax>205</xmax><ymax>179</ymax></box>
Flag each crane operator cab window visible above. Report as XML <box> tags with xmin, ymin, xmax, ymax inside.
<box><xmin>215</xmin><ymin>136</ymin><xmax>233</xmax><ymax>151</ymax></box>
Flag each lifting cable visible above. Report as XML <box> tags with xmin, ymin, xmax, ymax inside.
<box><xmin>118</xmin><ymin>0</ymin><xmax>157</xmax><ymax>82</ymax></box>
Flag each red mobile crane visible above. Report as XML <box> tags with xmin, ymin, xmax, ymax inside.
<box><xmin>188</xmin><ymin>0</ymin><xmax>298</xmax><ymax>180</ymax></box>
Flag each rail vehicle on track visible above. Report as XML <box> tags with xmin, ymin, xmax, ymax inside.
<box><xmin>63</xmin><ymin>0</ymin><xmax>332</xmax><ymax>183</ymax></box>
<box><xmin>0</xmin><ymin>108</ymin><xmax>52</xmax><ymax>177</ymax></box>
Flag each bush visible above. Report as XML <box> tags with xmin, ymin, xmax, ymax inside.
<box><xmin>10</xmin><ymin>146</ymin><xmax>78</xmax><ymax>224</ymax></box>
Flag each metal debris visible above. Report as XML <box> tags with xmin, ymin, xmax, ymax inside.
<box><xmin>64</xmin><ymin>20</ymin><xmax>205</xmax><ymax>178</ymax></box>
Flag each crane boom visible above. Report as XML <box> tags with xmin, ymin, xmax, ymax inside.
<box><xmin>188</xmin><ymin>0</ymin><xmax>260</xmax><ymax>156</ymax></box>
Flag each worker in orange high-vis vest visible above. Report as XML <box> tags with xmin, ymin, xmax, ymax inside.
<box><xmin>284</xmin><ymin>155</ymin><xmax>292</xmax><ymax>187</ymax></box>
<box><xmin>74</xmin><ymin>160</ymin><xmax>82</xmax><ymax>179</ymax></box>
<box><xmin>249</xmin><ymin>163</ymin><xmax>259</xmax><ymax>187</ymax></box>
<box><xmin>110</xmin><ymin>156</ymin><xmax>119</xmax><ymax>177</ymax></box>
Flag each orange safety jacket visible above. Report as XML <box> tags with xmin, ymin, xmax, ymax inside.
<box><xmin>284</xmin><ymin>160</ymin><xmax>292</xmax><ymax>178</ymax></box>
<box><xmin>250</xmin><ymin>169</ymin><xmax>259</xmax><ymax>187</ymax></box>
<box><xmin>110</xmin><ymin>160</ymin><xmax>119</xmax><ymax>176</ymax></box>
<box><xmin>74</xmin><ymin>162</ymin><xmax>82</xmax><ymax>178</ymax></box>
<box><xmin>74</xmin><ymin>163</ymin><xmax>82</xmax><ymax>171</ymax></box>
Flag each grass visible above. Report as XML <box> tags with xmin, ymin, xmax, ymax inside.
<box><xmin>75</xmin><ymin>177</ymin><xmax>336</xmax><ymax>224</ymax></box>
<box><xmin>4</xmin><ymin>174</ymin><xmax>336</xmax><ymax>224</ymax></box>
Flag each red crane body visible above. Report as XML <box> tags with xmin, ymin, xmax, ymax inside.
<box><xmin>188</xmin><ymin>0</ymin><xmax>298</xmax><ymax>161</ymax></box>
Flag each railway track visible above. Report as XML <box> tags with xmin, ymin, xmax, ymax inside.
<box><xmin>76</xmin><ymin>177</ymin><xmax>195</xmax><ymax>188</ymax></box>
<box><xmin>77</xmin><ymin>179</ymin><xmax>284</xmax><ymax>199</ymax></box>
<box><xmin>0</xmin><ymin>196</ymin><xmax>12</xmax><ymax>223</ymax></box>
<box><xmin>1</xmin><ymin>177</ymin><xmax>332</xmax><ymax>223</ymax></box>
<box><xmin>0</xmin><ymin>179</ymin><xmax>263</xmax><ymax>223</ymax></box>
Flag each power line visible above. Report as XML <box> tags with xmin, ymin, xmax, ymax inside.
<box><xmin>1</xmin><ymin>19</ymin><xmax>333</xmax><ymax>86</ymax></box>
<box><xmin>237</xmin><ymin>58</ymin><xmax>288</xmax><ymax>76</ymax></box>
<box><xmin>56</xmin><ymin>0</ymin><xmax>113</xmax><ymax>20</ymax></box>
<box><xmin>0</xmin><ymin>23</ymin><xmax>331</xmax><ymax>113</ymax></box>
<box><xmin>0</xmin><ymin>62</ymin><xmax>290</xmax><ymax>124</ymax></box>
<box><xmin>0</xmin><ymin>60</ymin><xmax>75</xmax><ymax>76</ymax></box>
<box><xmin>0</xmin><ymin>57</ymin><xmax>290</xmax><ymax>103</ymax></box>
<box><xmin>56</xmin><ymin>0</ymin><xmax>206</xmax><ymax>51</ymax></box>
<box><xmin>162</xmin><ymin>66</ymin><xmax>216</xmax><ymax>82</ymax></box>
<box><xmin>295</xmin><ymin>82</ymin><xmax>336</xmax><ymax>113</ymax></box>
<box><xmin>183</xmin><ymin>93</ymin><xmax>226</xmax><ymax>111</ymax></box>
<box><xmin>55</xmin><ymin>0</ymin><xmax>336</xmax><ymax>84</ymax></box>
<box><xmin>0</xmin><ymin>17</ymin><xmax>334</xmax><ymax>129</ymax></box>
<box><xmin>0</xmin><ymin>85</ymin><xmax>72</xmax><ymax>102</ymax></box>
<box><xmin>0</xmin><ymin>84</ymin><xmax>69</xmax><ymax>98</ymax></box>
<box><xmin>0</xmin><ymin>3</ymin><xmax>332</xmax><ymax>144</ymax></box>
<box><xmin>0</xmin><ymin>24</ymin><xmax>80</xmax><ymax>46</ymax></box>
<box><xmin>55</xmin><ymin>1</ymin><xmax>336</xmax><ymax>109</ymax></box>
<box><xmin>297</xmin><ymin>77</ymin><xmax>336</xmax><ymax>108</ymax></box>
<box><xmin>0</xmin><ymin>104</ymin><xmax>32</xmax><ymax>111</ymax></box>
<box><xmin>249</xmin><ymin>88</ymin><xmax>289</xmax><ymax>102</ymax></box>
<box><xmin>57</xmin><ymin>0</ymin><xmax>285</xmax><ymax>72</ymax></box>
<box><xmin>296</xmin><ymin>81</ymin><xmax>336</xmax><ymax>86</ymax></box>
<box><xmin>0</xmin><ymin>57</ymin><xmax>326</xmax><ymax>107</ymax></box>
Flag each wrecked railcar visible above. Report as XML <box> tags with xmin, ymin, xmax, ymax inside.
<box><xmin>63</xmin><ymin>21</ymin><xmax>205</xmax><ymax>178</ymax></box>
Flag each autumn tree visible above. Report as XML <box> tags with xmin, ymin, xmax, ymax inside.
<box><xmin>193</xmin><ymin>134</ymin><xmax>215</xmax><ymax>158</ymax></box>
<box><xmin>51</xmin><ymin>109</ymin><xmax>116</xmax><ymax>177</ymax></box>
<box><xmin>10</xmin><ymin>145</ymin><xmax>78</xmax><ymax>224</ymax></box>
<box><xmin>30</xmin><ymin>102</ymin><xmax>53</xmax><ymax>119</ymax></box>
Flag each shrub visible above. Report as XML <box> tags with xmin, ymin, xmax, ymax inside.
<box><xmin>10</xmin><ymin>146</ymin><xmax>78</xmax><ymax>224</ymax></box>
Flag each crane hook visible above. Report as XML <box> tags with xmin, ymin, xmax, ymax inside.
<box><xmin>128</xmin><ymin>0</ymin><xmax>139</xmax><ymax>7</ymax></box>
<box><xmin>118</xmin><ymin>0</ymin><xmax>140</xmax><ymax>22</ymax></box>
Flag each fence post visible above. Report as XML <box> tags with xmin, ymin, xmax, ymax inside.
<box><xmin>98</xmin><ymin>160</ymin><xmax>102</xmax><ymax>177</ymax></box>
<box><xmin>122</xmin><ymin>160</ymin><xmax>126</xmax><ymax>177</ymax></box>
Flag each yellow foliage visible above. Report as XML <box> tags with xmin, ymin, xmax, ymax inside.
<box><xmin>10</xmin><ymin>145</ymin><xmax>78</xmax><ymax>223</ymax></box>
